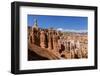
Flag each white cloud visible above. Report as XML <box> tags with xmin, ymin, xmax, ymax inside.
<box><xmin>57</xmin><ymin>28</ymin><xmax>63</xmax><ymax>31</ymax></box>
<box><xmin>57</xmin><ymin>28</ymin><xmax>87</xmax><ymax>33</ymax></box>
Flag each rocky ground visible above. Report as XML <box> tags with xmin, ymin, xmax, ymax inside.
<box><xmin>28</xmin><ymin>31</ymin><xmax>88</xmax><ymax>60</ymax></box>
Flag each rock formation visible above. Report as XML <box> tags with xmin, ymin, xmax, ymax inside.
<box><xmin>28</xmin><ymin>19</ymin><xmax>88</xmax><ymax>60</ymax></box>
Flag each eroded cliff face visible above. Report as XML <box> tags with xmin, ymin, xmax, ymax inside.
<box><xmin>28</xmin><ymin>26</ymin><xmax>88</xmax><ymax>60</ymax></box>
<box><xmin>28</xmin><ymin>49</ymin><xmax>49</xmax><ymax>60</ymax></box>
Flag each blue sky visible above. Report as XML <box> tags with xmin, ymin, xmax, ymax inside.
<box><xmin>28</xmin><ymin>15</ymin><xmax>88</xmax><ymax>32</ymax></box>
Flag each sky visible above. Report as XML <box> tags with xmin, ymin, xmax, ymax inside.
<box><xmin>28</xmin><ymin>15</ymin><xmax>88</xmax><ymax>33</ymax></box>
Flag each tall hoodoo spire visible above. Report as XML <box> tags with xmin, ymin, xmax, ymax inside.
<box><xmin>32</xmin><ymin>19</ymin><xmax>38</xmax><ymax>30</ymax></box>
<box><xmin>34</xmin><ymin>19</ymin><xmax>38</xmax><ymax>27</ymax></box>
